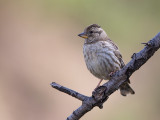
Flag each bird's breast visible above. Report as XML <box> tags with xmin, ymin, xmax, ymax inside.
<box><xmin>83</xmin><ymin>42</ymin><xmax>120</xmax><ymax>80</ymax></box>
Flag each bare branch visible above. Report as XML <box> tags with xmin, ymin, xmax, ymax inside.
<box><xmin>50</xmin><ymin>82</ymin><xmax>87</xmax><ymax>101</ymax></box>
<box><xmin>51</xmin><ymin>32</ymin><xmax>160</xmax><ymax>120</ymax></box>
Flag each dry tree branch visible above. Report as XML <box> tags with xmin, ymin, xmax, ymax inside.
<box><xmin>51</xmin><ymin>32</ymin><xmax>160</xmax><ymax>120</ymax></box>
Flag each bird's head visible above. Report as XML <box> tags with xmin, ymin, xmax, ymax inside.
<box><xmin>78</xmin><ymin>24</ymin><xmax>108</xmax><ymax>44</ymax></box>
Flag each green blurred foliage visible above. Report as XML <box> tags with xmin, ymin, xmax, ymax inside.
<box><xmin>15</xmin><ymin>0</ymin><xmax>160</xmax><ymax>50</ymax></box>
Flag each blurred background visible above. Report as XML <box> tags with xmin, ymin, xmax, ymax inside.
<box><xmin>0</xmin><ymin>0</ymin><xmax>160</xmax><ymax>120</ymax></box>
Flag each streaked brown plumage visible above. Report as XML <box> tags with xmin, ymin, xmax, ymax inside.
<box><xmin>78</xmin><ymin>24</ymin><xmax>135</xmax><ymax>96</ymax></box>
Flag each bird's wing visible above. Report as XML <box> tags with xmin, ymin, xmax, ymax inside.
<box><xmin>108</xmin><ymin>39</ymin><xmax>131</xmax><ymax>83</ymax></box>
<box><xmin>106</xmin><ymin>39</ymin><xmax>125</xmax><ymax>68</ymax></box>
<box><xmin>114</xmin><ymin>50</ymin><xmax>125</xmax><ymax>68</ymax></box>
<box><xmin>114</xmin><ymin>49</ymin><xmax>131</xmax><ymax>84</ymax></box>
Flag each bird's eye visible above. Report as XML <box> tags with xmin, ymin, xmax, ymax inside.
<box><xmin>90</xmin><ymin>31</ymin><xmax>93</xmax><ymax>34</ymax></box>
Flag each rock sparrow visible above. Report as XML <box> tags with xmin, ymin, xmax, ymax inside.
<box><xmin>78</xmin><ymin>24</ymin><xmax>135</xmax><ymax>96</ymax></box>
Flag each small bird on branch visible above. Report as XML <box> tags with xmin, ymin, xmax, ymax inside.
<box><xmin>78</xmin><ymin>24</ymin><xmax>135</xmax><ymax>96</ymax></box>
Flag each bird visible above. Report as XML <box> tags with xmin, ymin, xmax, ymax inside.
<box><xmin>78</xmin><ymin>24</ymin><xmax>135</xmax><ymax>96</ymax></box>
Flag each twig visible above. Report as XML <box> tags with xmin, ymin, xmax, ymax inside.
<box><xmin>50</xmin><ymin>82</ymin><xmax>87</xmax><ymax>101</ymax></box>
<box><xmin>51</xmin><ymin>32</ymin><xmax>160</xmax><ymax>120</ymax></box>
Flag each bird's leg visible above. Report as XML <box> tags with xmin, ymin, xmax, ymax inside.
<box><xmin>95</xmin><ymin>79</ymin><xmax>103</xmax><ymax>89</ymax></box>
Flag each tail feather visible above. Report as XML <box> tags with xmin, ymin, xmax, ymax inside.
<box><xmin>120</xmin><ymin>82</ymin><xmax>135</xmax><ymax>96</ymax></box>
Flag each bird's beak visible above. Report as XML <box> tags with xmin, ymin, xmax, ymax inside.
<box><xmin>78</xmin><ymin>32</ymin><xmax>88</xmax><ymax>39</ymax></box>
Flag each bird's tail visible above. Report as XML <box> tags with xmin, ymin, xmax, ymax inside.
<box><xmin>120</xmin><ymin>82</ymin><xmax>135</xmax><ymax>96</ymax></box>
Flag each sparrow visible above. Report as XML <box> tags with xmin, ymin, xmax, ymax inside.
<box><xmin>78</xmin><ymin>24</ymin><xmax>135</xmax><ymax>96</ymax></box>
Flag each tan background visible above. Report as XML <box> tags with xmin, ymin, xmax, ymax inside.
<box><xmin>0</xmin><ymin>0</ymin><xmax>160</xmax><ymax>120</ymax></box>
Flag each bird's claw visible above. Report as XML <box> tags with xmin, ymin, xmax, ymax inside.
<box><xmin>109</xmin><ymin>72</ymin><xmax>115</xmax><ymax>77</ymax></box>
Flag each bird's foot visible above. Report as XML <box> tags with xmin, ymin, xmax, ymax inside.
<box><xmin>109</xmin><ymin>71</ymin><xmax>115</xmax><ymax>77</ymax></box>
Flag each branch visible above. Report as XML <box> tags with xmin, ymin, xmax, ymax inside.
<box><xmin>50</xmin><ymin>82</ymin><xmax>87</xmax><ymax>101</ymax></box>
<box><xmin>51</xmin><ymin>32</ymin><xmax>160</xmax><ymax>120</ymax></box>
